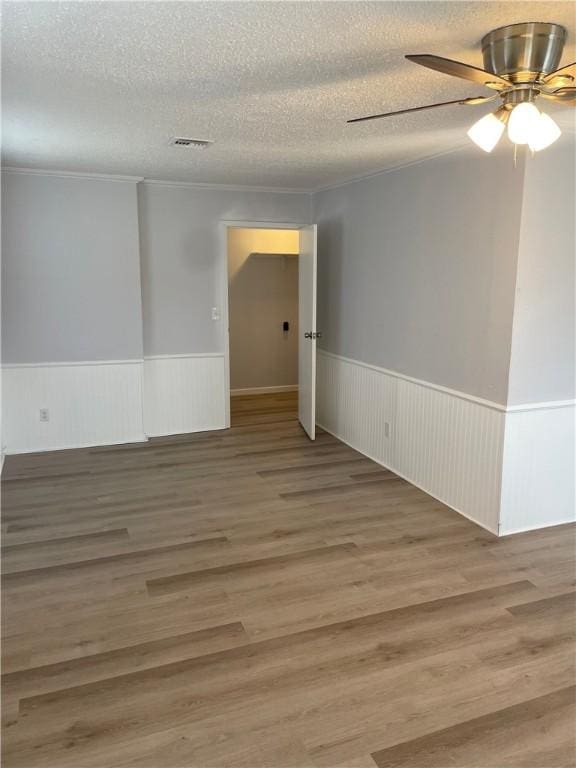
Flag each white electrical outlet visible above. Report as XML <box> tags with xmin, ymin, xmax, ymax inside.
<box><xmin>211</xmin><ymin>307</ymin><xmax>220</xmax><ymax>321</ymax></box>
<box><xmin>39</xmin><ymin>408</ymin><xmax>50</xmax><ymax>422</ymax></box>
<box><xmin>384</xmin><ymin>422</ymin><xmax>390</xmax><ymax>438</ymax></box>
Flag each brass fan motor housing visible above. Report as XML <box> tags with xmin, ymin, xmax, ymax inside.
<box><xmin>482</xmin><ymin>22</ymin><xmax>566</xmax><ymax>84</ymax></box>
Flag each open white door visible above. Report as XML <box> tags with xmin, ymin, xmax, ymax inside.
<box><xmin>298</xmin><ymin>224</ymin><xmax>317</xmax><ymax>440</ymax></box>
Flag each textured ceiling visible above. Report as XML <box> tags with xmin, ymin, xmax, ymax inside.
<box><xmin>2</xmin><ymin>1</ymin><xmax>575</xmax><ymax>189</ymax></box>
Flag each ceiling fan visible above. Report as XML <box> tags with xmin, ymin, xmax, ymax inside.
<box><xmin>348</xmin><ymin>22</ymin><xmax>575</xmax><ymax>153</ymax></box>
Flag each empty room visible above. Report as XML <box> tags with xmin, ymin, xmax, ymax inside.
<box><xmin>1</xmin><ymin>2</ymin><xmax>575</xmax><ymax>767</ymax></box>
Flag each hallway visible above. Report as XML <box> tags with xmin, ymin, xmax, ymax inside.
<box><xmin>230</xmin><ymin>390</ymin><xmax>298</xmax><ymax>427</ymax></box>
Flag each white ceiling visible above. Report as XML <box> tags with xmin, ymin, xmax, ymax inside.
<box><xmin>2</xmin><ymin>1</ymin><xmax>575</xmax><ymax>190</ymax></box>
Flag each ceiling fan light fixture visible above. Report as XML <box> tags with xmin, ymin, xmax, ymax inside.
<box><xmin>467</xmin><ymin>109</ymin><xmax>507</xmax><ymax>152</ymax></box>
<box><xmin>348</xmin><ymin>23</ymin><xmax>574</xmax><ymax>158</ymax></box>
<box><xmin>507</xmin><ymin>102</ymin><xmax>541</xmax><ymax>145</ymax></box>
<box><xmin>528</xmin><ymin>111</ymin><xmax>562</xmax><ymax>151</ymax></box>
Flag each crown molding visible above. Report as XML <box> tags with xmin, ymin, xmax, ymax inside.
<box><xmin>312</xmin><ymin>144</ymin><xmax>471</xmax><ymax>194</ymax></box>
<box><xmin>312</xmin><ymin>118</ymin><xmax>576</xmax><ymax>194</ymax></box>
<box><xmin>142</xmin><ymin>178</ymin><xmax>312</xmax><ymax>195</ymax></box>
<box><xmin>1</xmin><ymin>166</ymin><xmax>311</xmax><ymax>193</ymax></box>
<box><xmin>5</xmin><ymin>129</ymin><xmax>573</xmax><ymax>195</ymax></box>
<box><xmin>1</xmin><ymin>153</ymin><xmax>473</xmax><ymax>194</ymax></box>
<box><xmin>1</xmin><ymin>167</ymin><xmax>144</xmax><ymax>183</ymax></box>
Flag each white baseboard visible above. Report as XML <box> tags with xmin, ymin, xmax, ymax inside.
<box><xmin>231</xmin><ymin>385</ymin><xmax>298</xmax><ymax>396</ymax></box>
<box><xmin>2</xmin><ymin>360</ymin><xmax>146</xmax><ymax>454</ymax></box>
<box><xmin>498</xmin><ymin>518</ymin><xmax>576</xmax><ymax>537</ymax></box>
<box><xmin>5</xmin><ymin>437</ymin><xmax>148</xmax><ymax>456</ymax></box>
<box><xmin>143</xmin><ymin>354</ymin><xmax>226</xmax><ymax>437</ymax></box>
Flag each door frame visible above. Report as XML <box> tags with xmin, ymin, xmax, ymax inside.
<box><xmin>219</xmin><ymin>220</ymin><xmax>304</xmax><ymax>428</ymax></box>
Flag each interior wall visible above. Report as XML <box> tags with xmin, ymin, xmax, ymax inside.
<box><xmin>507</xmin><ymin>139</ymin><xmax>576</xmax><ymax>406</ymax></box>
<box><xmin>2</xmin><ymin>171</ymin><xmax>143</xmax><ymax>363</ymax></box>
<box><xmin>314</xmin><ymin>149</ymin><xmax>525</xmax><ymax>405</ymax></box>
<box><xmin>499</xmin><ymin>137</ymin><xmax>576</xmax><ymax>534</ymax></box>
<box><xmin>1</xmin><ymin>170</ymin><xmax>146</xmax><ymax>453</ymax></box>
<box><xmin>3</xmin><ymin>143</ymin><xmax>573</xmax><ymax>534</ymax></box>
<box><xmin>138</xmin><ymin>182</ymin><xmax>310</xmax><ymax>357</ymax></box>
<box><xmin>313</xmin><ymin>141</ymin><xmax>575</xmax><ymax>536</ymax></box>
<box><xmin>1</xmin><ymin>171</ymin><xmax>311</xmax><ymax>449</ymax></box>
<box><xmin>138</xmin><ymin>182</ymin><xmax>310</xmax><ymax>436</ymax></box>
<box><xmin>228</xmin><ymin>228</ymin><xmax>299</xmax><ymax>392</ymax></box>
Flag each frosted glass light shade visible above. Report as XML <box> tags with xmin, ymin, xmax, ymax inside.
<box><xmin>467</xmin><ymin>112</ymin><xmax>506</xmax><ymax>152</ymax></box>
<box><xmin>507</xmin><ymin>102</ymin><xmax>541</xmax><ymax>144</ymax></box>
<box><xmin>528</xmin><ymin>112</ymin><xmax>561</xmax><ymax>151</ymax></box>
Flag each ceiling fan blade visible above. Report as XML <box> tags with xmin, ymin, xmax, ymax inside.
<box><xmin>540</xmin><ymin>87</ymin><xmax>576</xmax><ymax>104</ymax></box>
<box><xmin>550</xmin><ymin>86</ymin><xmax>576</xmax><ymax>98</ymax></box>
<box><xmin>406</xmin><ymin>54</ymin><xmax>510</xmax><ymax>89</ymax></box>
<box><xmin>347</xmin><ymin>95</ymin><xmax>496</xmax><ymax>124</ymax></box>
<box><xmin>543</xmin><ymin>61</ymin><xmax>575</xmax><ymax>85</ymax></box>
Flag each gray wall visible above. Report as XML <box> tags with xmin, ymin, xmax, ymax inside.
<box><xmin>313</xmin><ymin>149</ymin><xmax>525</xmax><ymax>404</ymax></box>
<box><xmin>507</xmin><ymin>139</ymin><xmax>576</xmax><ymax>405</ymax></box>
<box><xmin>138</xmin><ymin>183</ymin><xmax>310</xmax><ymax>356</ymax></box>
<box><xmin>1</xmin><ymin>174</ymin><xmax>310</xmax><ymax>364</ymax></box>
<box><xmin>4</xmin><ymin>142</ymin><xmax>572</xmax><ymax>406</ymax></box>
<box><xmin>1</xmin><ymin>172</ymin><xmax>143</xmax><ymax>363</ymax></box>
<box><xmin>228</xmin><ymin>228</ymin><xmax>299</xmax><ymax>390</ymax></box>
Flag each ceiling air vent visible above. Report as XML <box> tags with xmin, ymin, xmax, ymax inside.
<box><xmin>171</xmin><ymin>137</ymin><xmax>213</xmax><ymax>148</ymax></box>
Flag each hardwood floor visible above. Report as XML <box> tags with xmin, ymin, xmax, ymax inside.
<box><xmin>1</xmin><ymin>391</ymin><xmax>575</xmax><ymax>768</ymax></box>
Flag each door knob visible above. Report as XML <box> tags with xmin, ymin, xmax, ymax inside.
<box><xmin>304</xmin><ymin>332</ymin><xmax>313</xmax><ymax>339</ymax></box>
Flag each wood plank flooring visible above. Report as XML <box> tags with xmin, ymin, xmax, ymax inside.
<box><xmin>1</xmin><ymin>391</ymin><xmax>575</xmax><ymax>768</ymax></box>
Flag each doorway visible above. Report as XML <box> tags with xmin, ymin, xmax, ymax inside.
<box><xmin>221</xmin><ymin>222</ymin><xmax>317</xmax><ymax>438</ymax></box>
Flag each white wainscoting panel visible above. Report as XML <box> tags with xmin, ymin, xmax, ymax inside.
<box><xmin>500</xmin><ymin>403</ymin><xmax>576</xmax><ymax>535</ymax></box>
<box><xmin>2</xmin><ymin>361</ymin><xmax>146</xmax><ymax>454</ymax></box>
<box><xmin>317</xmin><ymin>352</ymin><xmax>397</xmax><ymax>470</ymax></box>
<box><xmin>394</xmin><ymin>378</ymin><xmax>505</xmax><ymax>533</ymax></box>
<box><xmin>143</xmin><ymin>354</ymin><xmax>226</xmax><ymax>437</ymax></box>
<box><xmin>317</xmin><ymin>350</ymin><xmax>505</xmax><ymax>533</ymax></box>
